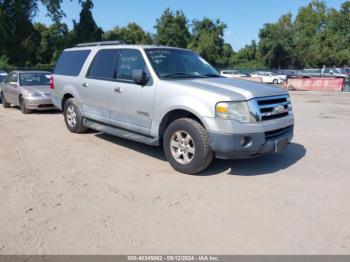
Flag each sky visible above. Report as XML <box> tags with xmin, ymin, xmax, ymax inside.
<box><xmin>35</xmin><ymin>0</ymin><xmax>345</xmax><ymax>51</ymax></box>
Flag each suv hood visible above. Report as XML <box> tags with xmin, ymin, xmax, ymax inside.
<box><xmin>171</xmin><ymin>77</ymin><xmax>288</xmax><ymax>100</ymax></box>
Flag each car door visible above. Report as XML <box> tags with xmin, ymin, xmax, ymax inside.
<box><xmin>110</xmin><ymin>49</ymin><xmax>155</xmax><ymax>136</ymax></box>
<box><xmin>3</xmin><ymin>72</ymin><xmax>20</xmax><ymax>104</ymax></box>
<box><xmin>80</xmin><ymin>49</ymin><xmax>120</xmax><ymax>123</ymax></box>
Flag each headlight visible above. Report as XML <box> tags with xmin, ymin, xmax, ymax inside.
<box><xmin>27</xmin><ymin>91</ymin><xmax>42</xmax><ymax>97</ymax></box>
<box><xmin>215</xmin><ymin>101</ymin><xmax>255</xmax><ymax>123</ymax></box>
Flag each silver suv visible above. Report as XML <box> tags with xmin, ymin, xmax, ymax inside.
<box><xmin>51</xmin><ymin>41</ymin><xmax>294</xmax><ymax>174</ymax></box>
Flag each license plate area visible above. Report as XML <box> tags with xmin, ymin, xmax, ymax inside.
<box><xmin>275</xmin><ymin>138</ymin><xmax>289</xmax><ymax>153</ymax></box>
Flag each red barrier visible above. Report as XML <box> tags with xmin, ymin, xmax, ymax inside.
<box><xmin>237</xmin><ymin>77</ymin><xmax>262</xmax><ymax>83</ymax></box>
<box><xmin>287</xmin><ymin>78</ymin><xmax>344</xmax><ymax>91</ymax></box>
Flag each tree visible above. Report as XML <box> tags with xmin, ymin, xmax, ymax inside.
<box><xmin>34</xmin><ymin>22</ymin><xmax>69</xmax><ymax>66</ymax></box>
<box><xmin>70</xmin><ymin>0</ymin><xmax>103</xmax><ymax>45</ymax></box>
<box><xmin>259</xmin><ymin>13</ymin><xmax>295</xmax><ymax>68</ymax></box>
<box><xmin>231</xmin><ymin>40</ymin><xmax>264</xmax><ymax>68</ymax></box>
<box><xmin>0</xmin><ymin>0</ymin><xmax>78</xmax><ymax>67</ymax></box>
<box><xmin>0</xmin><ymin>0</ymin><xmax>41</xmax><ymax>66</ymax></box>
<box><xmin>154</xmin><ymin>8</ymin><xmax>191</xmax><ymax>48</ymax></box>
<box><xmin>188</xmin><ymin>18</ymin><xmax>227</xmax><ymax>67</ymax></box>
<box><xmin>104</xmin><ymin>23</ymin><xmax>153</xmax><ymax>44</ymax></box>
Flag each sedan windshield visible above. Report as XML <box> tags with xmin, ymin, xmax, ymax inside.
<box><xmin>19</xmin><ymin>73</ymin><xmax>51</xmax><ymax>86</ymax></box>
<box><xmin>145</xmin><ymin>48</ymin><xmax>220</xmax><ymax>79</ymax></box>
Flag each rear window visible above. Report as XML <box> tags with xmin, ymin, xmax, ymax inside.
<box><xmin>19</xmin><ymin>73</ymin><xmax>50</xmax><ymax>86</ymax></box>
<box><xmin>54</xmin><ymin>50</ymin><xmax>91</xmax><ymax>76</ymax></box>
<box><xmin>87</xmin><ymin>49</ymin><xmax>119</xmax><ymax>79</ymax></box>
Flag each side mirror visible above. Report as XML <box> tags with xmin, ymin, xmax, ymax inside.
<box><xmin>132</xmin><ymin>69</ymin><xmax>148</xmax><ymax>85</ymax></box>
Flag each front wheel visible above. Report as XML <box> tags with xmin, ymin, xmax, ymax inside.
<box><xmin>19</xmin><ymin>96</ymin><xmax>33</xmax><ymax>114</ymax></box>
<box><xmin>64</xmin><ymin>98</ymin><xmax>88</xmax><ymax>133</ymax></box>
<box><xmin>1</xmin><ymin>92</ymin><xmax>11</xmax><ymax>108</ymax></box>
<box><xmin>163</xmin><ymin>118</ymin><xmax>213</xmax><ymax>175</ymax></box>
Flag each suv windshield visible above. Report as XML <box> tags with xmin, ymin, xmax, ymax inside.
<box><xmin>145</xmin><ymin>48</ymin><xmax>219</xmax><ymax>79</ymax></box>
<box><xmin>19</xmin><ymin>73</ymin><xmax>51</xmax><ymax>86</ymax></box>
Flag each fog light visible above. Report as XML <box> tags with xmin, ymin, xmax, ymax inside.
<box><xmin>240</xmin><ymin>136</ymin><xmax>252</xmax><ymax>147</ymax></box>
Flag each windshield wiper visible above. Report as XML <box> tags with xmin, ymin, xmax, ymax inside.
<box><xmin>200</xmin><ymin>73</ymin><xmax>221</xmax><ymax>78</ymax></box>
<box><xmin>163</xmin><ymin>72</ymin><xmax>205</xmax><ymax>78</ymax></box>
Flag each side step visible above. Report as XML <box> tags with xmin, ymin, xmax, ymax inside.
<box><xmin>83</xmin><ymin>118</ymin><xmax>159</xmax><ymax>146</ymax></box>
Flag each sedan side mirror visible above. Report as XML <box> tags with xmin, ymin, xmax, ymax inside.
<box><xmin>9</xmin><ymin>82</ymin><xmax>18</xmax><ymax>87</ymax></box>
<box><xmin>132</xmin><ymin>69</ymin><xmax>148</xmax><ymax>85</ymax></box>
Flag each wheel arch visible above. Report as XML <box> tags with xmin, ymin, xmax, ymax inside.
<box><xmin>61</xmin><ymin>93</ymin><xmax>74</xmax><ymax>111</ymax></box>
<box><xmin>158</xmin><ymin>108</ymin><xmax>208</xmax><ymax>139</ymax></box>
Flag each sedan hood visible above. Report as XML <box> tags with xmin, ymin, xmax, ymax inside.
<box><xmin>23</xmin><ymin>85</ymin><xmax>51</xmax><ymax>96</ymax></box>
<box><xmin>170</xmin><ymin>77</ymin><xmax>288</xmax><ymax>100</ymax></box>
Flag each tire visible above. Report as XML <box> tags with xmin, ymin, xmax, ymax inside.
<box><xmin>1</xmin><ymin>92</ymin><xmax>11</xmax><ymax>108</ymax></box>
<box><xmin>19</xmin><ymin>96</ymin><xmax>32</xmax><ymax>114</ymax></box>
<box><xmin>63</xmin><ymin>98</ymin><xmax>88</xmax><ymax>133</ymax></box>
<box><xmin>273</xmin><ymin>79</ymin><xmax>279</xmax><ymax>85</ymax></box>
<box><xmin>163</xmin><ymin>118</ymin><xmax>213</xmax><ymax>175</ymax></box>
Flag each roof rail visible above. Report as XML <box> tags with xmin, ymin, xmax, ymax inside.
<box><xmin>76</xmin><ymin>41</ymin><xmax>125</xmax><ymax>47</ymax></box>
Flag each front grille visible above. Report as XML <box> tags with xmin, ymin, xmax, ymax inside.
<box><xmin>255</xmin><ymin>95</ymin><xmax>291</xmax><ymax>121</ymax></box>
<box><xmin>38</xmin><ymin>104</ymin><xmax>54</xmax><ymax>108</ymax></box>
<box><xmin>265</xmin><ymin>125</ymin><xmax>293</xmax><ymax>140</ymax></box>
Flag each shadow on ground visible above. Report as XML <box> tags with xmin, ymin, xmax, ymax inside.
<box><xmin>203</xmin><ymin>143</ymin><xmax>306</xmax><ymax>176</ymax></box>
<box><xmin>96</xmin><ymin>133</ymin><xmax>306</xmax><ymax>177</ymax></box>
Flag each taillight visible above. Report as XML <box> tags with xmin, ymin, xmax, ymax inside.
<box><xmin>49</xmin><ymin>75</ymin><xmax>55</xmax><ymax>90</ymax></box>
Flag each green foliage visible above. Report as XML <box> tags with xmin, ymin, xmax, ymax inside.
<box><xmin>0</xmin><ymin>55</ymin><xmax>11</xmax><ymax>68</ymax></box>
<box><xmin>1</xmin><ymin>1</ymin><xmax>350</xmax><ymax>70</ymax></box>
<box><xmin>70</xmin><ymin>0</ymin><xmax>103</xmax><ymax>45</ymax></box>
<box><xmin>154</xmin><ymin>8</ymin><xmax>191</xmax><ymax>48</ymax></box>
<box><xmin>189</xmin><ymin>18</ymin><xmax>227</xmax><ymax>67</ymax></box>
<box><xmin>104</xmin><ymin>23</ymin><xmax>153</xmax><ymax>44</ymax></box>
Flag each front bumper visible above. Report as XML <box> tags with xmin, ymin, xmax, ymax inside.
<box><xmin>208</xmin><ymin>125</ymin><xmax>294</xmax><ymax>159</ymax></box>
<box><xmin>24</xmin><ymin>96</ymin><xmax>56</xmax><ymax>110</ymax></box>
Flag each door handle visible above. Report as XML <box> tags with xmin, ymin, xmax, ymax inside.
<box><xmin>82</xmin><ymin>82</ymin><xmax>88</xmax><ymax>88</ymax></box>
<box><xmin>114</xmin><ymin>87</ymin><xmax>122</xmax><ymax>93</ymax></box>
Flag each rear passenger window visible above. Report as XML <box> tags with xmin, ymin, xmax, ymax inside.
<box><xmin>87</xmin><ymin>49</ymin><xmax>119</xmax><ymax>79</ymax></box>
<box><xmin>117</xmin><ymin>50</ymin><xmax>146</xmax><ymax>81</ymax></box>
<box><xmin>54</xmin><ymin>50</ymin><xmax>90</xmax><ymax>76</ymax></box>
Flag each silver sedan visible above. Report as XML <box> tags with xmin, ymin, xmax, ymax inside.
<box><xmin>0</xmin><ymin>71</ymin><xmax>56</xmax><ymax>114</ymax></box>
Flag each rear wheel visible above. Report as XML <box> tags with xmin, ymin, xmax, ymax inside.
<box><xmin>163</xmin><ymin>118</ymin><xmax>213</xmax><ymax>175</ymax></box>
<box><xmin>1</xmin><ymin>92</ymin><xmax>11</xmax><ymax>108</ymax></box>
<box><xmin>273</xmin><ymin>79</ymin><xmax>279</xmax><ymax>85</ymax></box>
<box><xmin>64</xmin><ymin>98</ymin><xmax>87</xmax><ymax>133</ymax></box>
<box><xmin>19</xmin><ymin>96</ymin><xmax>32</xmax><ymax>114</ymax></box>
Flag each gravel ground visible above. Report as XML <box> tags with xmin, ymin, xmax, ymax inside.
<box><xmin>0</xmin><ymin>91</ymin><xmax>350</xmax><ymax>255</ymax></box>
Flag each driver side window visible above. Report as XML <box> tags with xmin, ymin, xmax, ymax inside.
<box><xmin>117</xmin><ymin>49</ymin><xmax>147</xmax><ymax>81</ymax></box>
<box><xmin>5</xmin><ymin>73</ymin><xmax>18</xmax><ymax>83</ymax></box>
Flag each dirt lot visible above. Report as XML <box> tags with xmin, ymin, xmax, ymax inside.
<box><xmin>0</xmin><ymin>91</ymin><xmax>350</xmax><ymax>255</ymax></box>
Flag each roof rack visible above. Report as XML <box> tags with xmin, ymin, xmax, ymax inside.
<box><xmin>76</xmin><ymin>41</ymin><xmax>125</xmax><ymax>47</ymax></box>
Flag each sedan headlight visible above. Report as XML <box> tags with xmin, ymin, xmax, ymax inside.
<box><xmin>26</xmin><ymin>91</ymin><xmax>42</xmax><ymax>98</ymax></box>
<box><xmin>215</xmin><ymin>101</ymin><xmax>255</xmax><ymax>123</ymax></box>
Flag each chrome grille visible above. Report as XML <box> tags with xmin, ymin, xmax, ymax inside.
<box><xmin>251</xmin><ymin>95</ymin><xmax>292</xmax><ymax>121</ymax></box>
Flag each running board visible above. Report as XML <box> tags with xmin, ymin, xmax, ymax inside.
<box><xmin>83</xmin><ymin>118</ymin><xmax>159</xmax><ymax>146</ymax></box>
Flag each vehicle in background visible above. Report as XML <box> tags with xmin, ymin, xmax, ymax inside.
<box><xmin>273</xmin><ymin>69</ymin><xmax>300</xmax><ymax>79</ymax></box>
<box><xmin>51</xmin><ymin>42</ymin><xmax>294</xmax><ymax>174</ymax></box>
<box><xmin>220</xmin><ymin>70</ymin><xmax>247</xmax><ymax>78</ymax></box>
<box><xmin>250</xmin><ymin>71</ymin><xmax>287</xmax><ymax>84</ymax></box>
<box><xmin>0</xmin><ymin>71</ymin><xmax>8</xmax><ymax>103</ymax></box>
<box><xmin>0</xmin><ymin>71</ymin><xmax>7</xmax><ymax>82</ymax></box>
<box><xmin>340</xmin><ymin>67</ymin><xmax>350</xmax><ymax>76</ymax></box>
<box><xmin>301</xmin><ymin>67</ymin><xmax>350</xmax><ymax>90</ymax></box>
<box><xmin>1</xmin><ymin>71</ymin><xmax>56</xmax><ymax>113</ymax></box>
<box><xmin>301</xmin><ymin>67</ymin><xmax>347</xmax><ymax>78</ymax></box>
